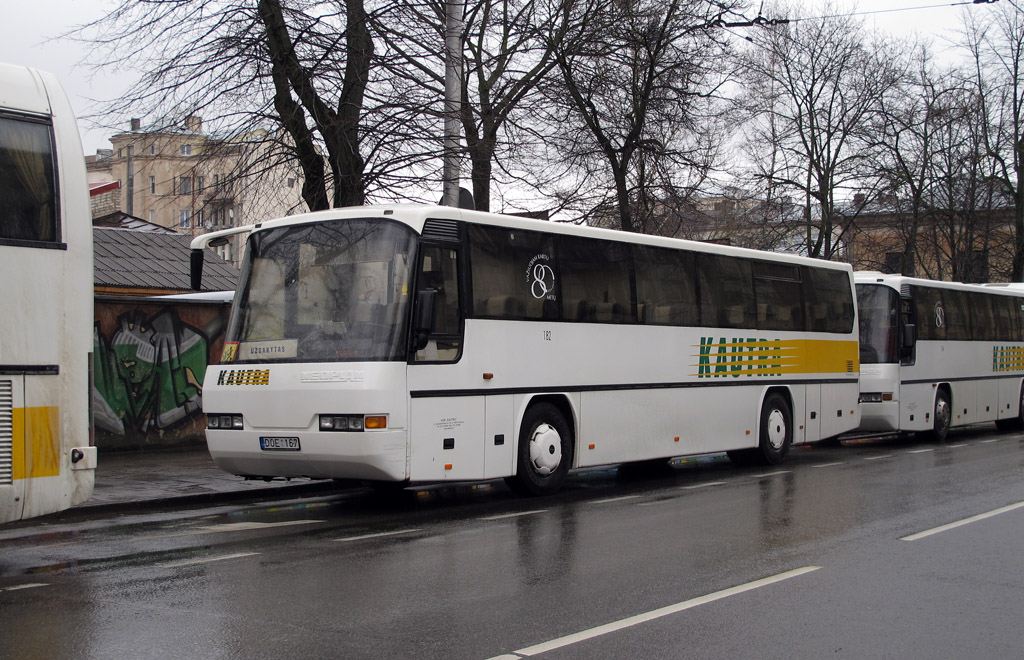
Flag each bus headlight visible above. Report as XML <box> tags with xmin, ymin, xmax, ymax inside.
<box><xmin>207</xmin><ymin>414</ymin><xmax>243</xmax><ymax>429</ymax></box>
<box><xmin>319</xmin><ymin>415</ymin><xmax>387</xmax><ymax>431</ymax></box>
<box><xmin>859</xmin><ymin>393</ymin><xmax>893</xmax><ymax>403</ymax></box>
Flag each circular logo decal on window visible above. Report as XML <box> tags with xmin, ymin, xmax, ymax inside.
<box><xmin>527</xmin><ymin>254</ymin><xmax>556</xmax><ymax>300</ymax></box>
<box><xmin>933</xmin><ymin>301</ymin><xmax>945</xmax><ymax>328</ymax></box>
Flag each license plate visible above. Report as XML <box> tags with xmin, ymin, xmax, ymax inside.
<box><xmin>260</xmin><ymin>436</ymin><xmax>301</xmax><ymax>451</ymax></box>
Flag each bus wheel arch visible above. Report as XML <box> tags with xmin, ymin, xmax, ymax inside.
<box><xmin>728</xmin><ymin>387</ymin><xmax>792</xmax><ymax>466</ymax></box>
<box><xmin>506</xmin><ymin>395</ymin><xmax>576</xmax><ymax>496</ymax></box>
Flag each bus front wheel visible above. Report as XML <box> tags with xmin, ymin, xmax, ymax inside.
<box><xmin>922</xmin><ymin>389</ymin><xmax>951</xmax><ymax>442</ymax></box>
<box><xmin>506</xmin><ymin>403</ymin><xmax>572</xmax><ymax>496</ymax></box>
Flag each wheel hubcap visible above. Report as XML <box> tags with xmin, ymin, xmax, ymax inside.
<box><xmin>529</xmin><ymin>423</ymin><xmax>562</xmax><ymax>475</ymax></box>
<box><xmin>766</xmin><ymin>409</ymin><xmax>787</xmax><ymax>450</ymax></box>
<box><xmin>935</xmin><ymin>397</ymin><xmax>950</xmax><ymax>429</ymax></box>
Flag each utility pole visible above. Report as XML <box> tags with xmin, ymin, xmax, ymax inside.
<box><xmin>442</xmin><ymin>0</ymin><xmax>464</xmax><ymax>207</ymax></box>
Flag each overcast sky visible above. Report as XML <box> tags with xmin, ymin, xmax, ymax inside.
<box><xmin>0</xmin><ymin>0</ymin><xmax>1002</xmax><ymax>156</ymax></box>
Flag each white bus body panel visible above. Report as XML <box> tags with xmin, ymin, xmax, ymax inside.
<box><xmin>0</xmin><ymin>64</ymin><xmax>95</xmax><ymax>523</ymax></box>
<box><xmin>203</xmin><ymin>363</ymin><xmax>410</xmax><ymax>480</ymax></box>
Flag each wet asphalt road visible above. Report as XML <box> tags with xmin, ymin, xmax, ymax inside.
<box><xmin>2</xmin><ymin>428</ymin><xmax>1024</xmax><ymax>659</ymax></box>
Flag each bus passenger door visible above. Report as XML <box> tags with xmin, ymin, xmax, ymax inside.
<box><xmin>0</xmin><ymin>377</ymin><xmax>26</xmax><ymax>522</ymax></box>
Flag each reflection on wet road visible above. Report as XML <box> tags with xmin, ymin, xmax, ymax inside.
<box><xmin>3</xmin><ymin>428</ymin><xmax>1024</xmax><ymax>659</ymax></box>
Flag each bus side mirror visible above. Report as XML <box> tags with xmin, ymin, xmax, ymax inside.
<box><xmin>413</xmin><ymin>289</ymin><xmax>437</xmax><ymax>351</ymax></box>
<box><xmin>190</xmin><ymin>249</ymin><xmax>205</xmax><ymax>291</ymax></box>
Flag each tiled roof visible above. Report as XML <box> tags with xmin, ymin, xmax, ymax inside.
<box><xmin>93</xmin><ymin>227</ymin><xmax>239</xmax><ymax>293</ymax></box>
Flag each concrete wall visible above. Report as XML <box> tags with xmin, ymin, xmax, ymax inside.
<box><xmin>93</xmin><ymin>296</ymin><xmax>231</xmax><ymax>451</ymax></box>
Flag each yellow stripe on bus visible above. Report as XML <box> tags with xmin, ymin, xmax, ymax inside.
<box><xmin>691</xmin><ymin>339</ymin><xmax>859</xmax><ymax>378</ymax></box>
<box><xmin>11</xmin><ymin>406</ymin><xmax>61</xmax><ymax>480</ymax></box>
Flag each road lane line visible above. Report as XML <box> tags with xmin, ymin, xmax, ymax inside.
<box><xmin>488</xmin><ymin>566</ymin><xmax>821</xmax><ymax>659</ymax></box>
<box><xmin>479</xmin><ymin>510</ymin><xmax>548</xmax><ymax>521</ymax></box>
<box><xmin>197</xmin><ymin>520</ymin><xmax>324</xmax><ymax>533</ymax></box>
<box><xmin>980</xmin><ymin>438</ymin><xmax>1001</xmax><ymax>444</ymax></box>
<box><xmin>334</xmin><ymin>528</ymin><xmax>422</xmax><ymax>542</ymax></box>
<box><xmin>590</xmin><ymin>495</ymin><xmax>641</xmax><ymax>505</ymax></box>
<box><xmin>681</xmin><ymin>481</ymin><xmax>726</xmax><ymax>490</ymax></box>
<box><xmin>158</xmin><ymin>552</ymin><xmax>259</xmax><ymax>568</ymax></box>
<box><xmin>946</xmin><ymin>443</ymin><xmax>968</xmax><ymax>448</ymax></box>
<box><xmin>901</xmin><ymin>501</ymin><xmax>1024</xmax><ymax>541</ymax></box>
<box><xmin>2</xmin><ymin>583</ymin><xmax>48</xmax><ymax>592</ymax></box>
<box><xmin>907</xmin><ymin>449</ymin><xmax>935</xmax><ymax>454</ymax></box>
<box><xmin>864</xmin><ymin>454</ymin><xmax>893</xmax><ymax>461</ymax></box>
<box><xmin>750</xmin><ymin>470</ymin><xmax>791</xmax><ymax>478</ymax></box>
<box><xmin>811</xmin><ymin>462</ymin><xmax>846</xmax><ymax>468</ymax></box>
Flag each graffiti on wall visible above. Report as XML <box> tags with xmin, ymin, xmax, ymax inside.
<box><xmin>93</xmin><ymin>307</ymin><xmax>224</xmax><ymax>441</ymax></box>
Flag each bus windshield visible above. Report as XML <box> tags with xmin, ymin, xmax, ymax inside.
<box><xmin>225</xmin><ymin>218</ymin><xmax>416</xmax><ymax>363</ymax></box>
<box><xmin>856</xmin><ymin>283</ymin><xmax>900</xmax><ymax>364</ymax></box>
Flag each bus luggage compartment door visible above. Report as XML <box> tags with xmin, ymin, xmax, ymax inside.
<box><xmin>409</xmin><ymin>397</ymin><xmax>485</xmax><ymax>481</ymax></box>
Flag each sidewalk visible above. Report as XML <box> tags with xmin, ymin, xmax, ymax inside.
<box><xmin>83</xmin><ymin>446</ymin><xmax>338</xmax><ymax>510</ymax></box>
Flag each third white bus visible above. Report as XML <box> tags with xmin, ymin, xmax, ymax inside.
<box><xmin>192</xmin><ymin>205</ymin><xmax>861</xmax><ymax>495</ymax></box>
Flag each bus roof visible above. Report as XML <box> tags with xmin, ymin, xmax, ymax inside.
<box><xmin>236</xmin><ymin>204</ymin><xmax>853</xmax><ymax>273</ymax></box>
<box><xmin>854</xmin><ymin>272</ymin><xmax>1024</xmax><ymax>298</ymax></box>
<box><xmin>0</xmin><ymin>62</ymin><xmax>52</xmax><ymax>116</ymax></box>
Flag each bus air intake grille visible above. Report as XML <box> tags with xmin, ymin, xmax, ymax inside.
<box><xmin>422</xmin><ymin>219</ymin><xmax>460</xmax><ymax>243</ymax></box>
<box><xmin>0</xmin><ymin>380</ymin><xmax>12</xmax><ymax>485</ymax></box>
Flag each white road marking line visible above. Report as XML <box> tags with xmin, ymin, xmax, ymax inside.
<box><xmin>902</xmin><ymin>501</ymin><xmax>1024</xmax><ymax>541</ymax></box>
<box><xmin>908</xmin><ymin>449</ymin><xmax>935</xmax><ymax>454</ymax></box>
<box><xmin>750</xmin><ymin>470</ymin><xmax>791</xmax><ymax>478</ymax></box>
<box><xmin>196</xmin><ymin>520</ymin><xmax>324</xmax><ymax>533</ymax></box>
<box><xmin>864</xmin><ymin>454</ymin><xmax>893</xmax><ymax>461</ymax></box>
<box><xmin>946</xmin><ymin>443</ymin><xmax>968</xmax><ymax>448</ymax></box>
<box><xmin>681</xmin><ymin>481</ymin><xmax>726</xmax><ymax>490</ymax></box>
<box><xmin>811</xmin><ymin>462</ymin><xmax>846</xmax><ymax>468</ymax></box>
<box><xmin>590</xmin><ymin>495</ymin><xmax>642</xmax><ymax>505</ymax></box>
<box><xmin>334</xmin><ymin>528</ymin><xmax>422</xmax><ymax>542</ymax></box>
<box><xmin>158</xmin><ymin>552</ymin><xmax>259</xmax><ymax>569</ymax></box>
<box><xmin>486</xmin><ymin>566</ymin><xmax>821</xmax><ymax>659</ymax></box>
<box><xmin>2</xmin><ymin>583</ymin><xmax>49</xmax><ymax>592</ymax></box>
<box><xmin>980</xmin><ymin>438</ymin><xmax>1001</xmax><ymax>444</ymax></box>
<box><xmin>479</xmin><ymin>510</ymin><xmax>548</xmax><ymax>521</ymax></box>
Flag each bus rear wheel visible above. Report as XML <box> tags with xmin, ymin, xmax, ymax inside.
<box><xmin>506</xmin><ymin>403</ymin><xmax>572</xmax><ymax>496</ymax></box>
<box><xmin>728</xmin><ymin>392</ymin><xmax>792</xmax><ymax>466</ymax></box>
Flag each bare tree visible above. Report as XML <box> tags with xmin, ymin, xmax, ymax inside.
<box><xmin>962</xmin><ymin>4</ymin><xmax>1024</xmax><ymax>280</ymax></box>
<box><xmin>542</xmin><ymin>0</ymin><xmax>735</xmax><ymax>233</ymax></box>
<box><xmin>738</xmin><ymin>2</ymin><xmax>901</xmax><ymax>259</ymax></box>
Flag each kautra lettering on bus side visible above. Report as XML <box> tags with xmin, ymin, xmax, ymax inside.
<box><xmin>697</xmin><ymin>338</ymin><xmax>783</xmax><ymax>379</ymax></box>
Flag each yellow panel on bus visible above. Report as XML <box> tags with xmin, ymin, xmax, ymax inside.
<box><xmin>11</xmin><ymin>406</ymin><xmax>60</xmax><ymax>480</ymax></box>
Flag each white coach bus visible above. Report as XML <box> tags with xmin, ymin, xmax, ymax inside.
<box><xmin>192</xmin><ymin>205</ymin><xmax>860</xmax><ymax>495</ymax></box>
<box><xmin>0</xmin><ymin>63</ymin><xmax>96</xmax><ymax>522</ymax></box>
<box><xmin>855</xmin><ymin>273</ymin><xmax>1024</xmax><ymax>441</ymax></box>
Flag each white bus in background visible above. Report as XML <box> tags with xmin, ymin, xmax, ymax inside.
<box><xmin>0</xmin><ymin>63</ymin><xmax>96</xmax><ymax>522</ymax></box>
<box><xmin>192</xmin><ymin>205</ymin><xmax>861</xmax><ymax>495</ymax></box>
<box><xmin>855</xmin><ymin>273</ymin><xmax>1024</xmax><ymax>441</ymax></box>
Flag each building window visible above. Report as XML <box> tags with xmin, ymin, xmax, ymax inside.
<box><xmin>287</xmin><ymin>177</ymin><xmax>296</xmax><ymax>188</ymax></box>
<box><xmin>197</xmin><ymin>175</ymin><xmax>204</xmax><ymax>192</ymax></box>
<box><xmin>180</xmin><ymin>144</ymin><xmax>192</xmax><ymax>156</ymax></box>
<box><xmin>179</xmin><ymin>176</ymin><xmax>192</xmax><ymax>195</ymax></box>
<box><xmin>149</xmin><ymin>210</ymin><xmax>155</xmax><ymax>223</ymax></box>
<box><xmin>149</xmin><ymin>144</ymin><xmax>155</xmax><ymax>155</ymax></box>
<box><xmin>228</xmin><ymin>208</ymin><xmax>234</xmax><ymax>227</ymax></box>
<box><xmin>179</xmin><ymin>210</ymin><xmax>191</xmax><ymax>229</ymax></box>
<box><xmin>196</xmin><ymin>209</ymin><xmax>204</xmax><ymax>228</ymax></box>
<box><xmin>149</xmin><ymin>175</ymin><xmax>155</xmax><ymax>194</ymax></box>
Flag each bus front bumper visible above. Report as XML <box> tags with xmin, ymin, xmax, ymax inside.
<box><xmin>857</xmin><ymin>401</ymin><xmax>900</xmax><ymax>432</ymax></box>
<box><xmin>206</xmin><ymin>429</ymin><xmax>408</xmax><ymax>481</ymax></box>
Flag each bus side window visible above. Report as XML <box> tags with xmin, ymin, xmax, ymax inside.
<box><xmin>0</xmin><ymin>115</ymin><xmax>59</xmax><ymax>244</ymax></box>
<box><xmin>415</xmin><ymin>245</ymin><xmax>461</xmax><ymax>362</ymax></box>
